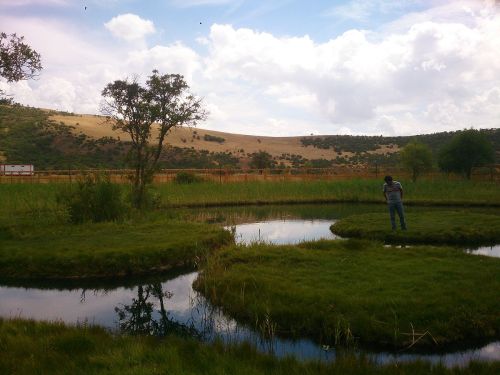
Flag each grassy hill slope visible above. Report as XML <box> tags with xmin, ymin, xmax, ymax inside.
<box><xmin>1</xmin><ymin>104</ymin><xmax>499</xmax><ymax>170</ymax></box>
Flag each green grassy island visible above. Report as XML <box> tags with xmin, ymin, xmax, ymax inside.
<box><xmin>196</xmin><ymin>240</ymin><xmax>500</xmax><ymax>350</ymax></box>
<box><xmin>1</xmin><ymin>319</ymin><xmax>499</xmax><ymax>375</ymax></box>
<box><xmin>330</xmin><ymin>211</ymin><xmax>500</xmax><ymax>245</ymax></box>
<box><xmin>0</xmin><ymin>218</ymin><xmax>232</xmax><ymax>279</ymax></box>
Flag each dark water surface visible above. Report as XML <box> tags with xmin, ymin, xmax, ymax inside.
<box><xmin>1</xmin><ymin>204</ymin><xmax>499</xmax><ymax>366</ymax></box>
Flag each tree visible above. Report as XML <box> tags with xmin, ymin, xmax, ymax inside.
<box><xmin>400</xmin><ymin>141</ymin><xmax>433</xmax><ymax>182</ymax></box>
<box><xmin>0</xmin><ymin>32</ymin><xmax>42</xmax><ymax>83</ymax></box>
<box><xmin>101</xmin><ymin>70</ymin><xmax>207</xmax><ymax>207</ymax></box>
<box><xmin>250</xmin><ymin>151</ymin><xmax>275</xmax><ymax>172</ymax></box>
<box><xmin>438</xmin><ymin>129</ymin><xmax>494</xmax><ymax>179</ymax></box>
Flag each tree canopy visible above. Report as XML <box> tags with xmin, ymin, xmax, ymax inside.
<box><xmin>250</xmin><ymin>151</ymin><xmax>276</xmax><ymax>170</ymax></box>
<box><xmin>101</xmin><ymin>70</ymin><xmax>207</xmax><ymax>207</ymax></box>
<box><xmin>400</xmin><ymin>141</ymin><xmax>433</xmax><ymax>182</ymax></box>
<box><xmin>0</xmin><ymin>32</ymin><xmax>42</xmax><ymax>83</ymax></box>
<box><xmin>438</xmin><ymin>129</ymin><xmax>494</xmax><ymax>179</ymax></box>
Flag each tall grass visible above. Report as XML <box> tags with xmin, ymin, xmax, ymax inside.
<box><xmin>56</xmin><ymin>175</ymin><xmax>127</xmax><ymax>223</ymax></box>
<box><xmin>1</xmin><ymin>319</ymin><xmax>498</xmax><ymax>375</ymax></box>
<box><xmin>196</xmin><ymin>239</ymin><xmax>500</xmax><ymax>350</ymax></box>
<box><xmin>331</xmin><ymin>211</ymin><xmax>500</xmax><ymax>245</ymax></box>
<box><xmin>155</xmin><ymin>179</ymin><xmax>500</xmax><ymax>207</ymax></box>
<box><xmin>1</xmin><ymin>179</ymin><xmax>498</xmax><ymax>220</ymax></box>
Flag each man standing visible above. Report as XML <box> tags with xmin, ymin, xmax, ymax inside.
<box><xmin>383</xmin><ymin>175</ymin><xmax>407</xmax><ymax>230</ymax></box>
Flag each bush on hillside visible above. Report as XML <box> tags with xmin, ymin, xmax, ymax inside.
<box><xmin>173</xmin><ymin>171</ymin><xmax>203</xmax><ymax>184</ymax></box>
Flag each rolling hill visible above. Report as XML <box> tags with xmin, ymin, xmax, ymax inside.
<box><xmin>1</xmin><ymin>104</ymin><xmax>499</xmax><ymax>170</ymax></box>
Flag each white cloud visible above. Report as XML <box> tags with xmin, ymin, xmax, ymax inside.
<box><xmin>104</xmin><ymin>14</ymin><xmax>156</xmax><ymax>43</ymax></box>
<box><xmin>126</xmin><ymin>43</ymin><xmax>201</xmax><ymax>82</ymax></box>
<box><xmin>199</xmin><ymin>1</ymin><xmax>500</xmax><ymax>135</ymax></box>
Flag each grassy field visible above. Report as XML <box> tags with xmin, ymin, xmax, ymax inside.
<box><xmin>0</xmin><ymin>215</ymin><xmax>232</xmax><ymax>279</ymax></box>
<box><xmin>331</xmin><ymin>211</ymin><xmax>500</xmax><ymax>245</ymax></box>
<box><xmin>155</xmin><ymin>179</ymin><xmax>500</xmax><ymax>207</ymax></box>
<box><xmin>1</xmin><ymin>319</ymin><xmax>499</xmax><ymax>375</ymax></box>
<box><xmin>2</xmin><ymin>179</ymin><xmax>498</xmax><ymax>217</ymax></box>
<box><xmin>196</xmin><ymin>239</ymin><xmax>500</xmax><ymax>350</ymax></box>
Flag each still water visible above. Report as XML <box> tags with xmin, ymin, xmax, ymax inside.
<box><xmin>1</xmin><ymin>270</ymin><xmax>499</xmax><ymax>367</ymax></box>
<box><xmin>229</xmin><ymin>219</ymin><xmax>338</xmax><ymax>245</ymax></box>
<box><xmin>1</xmin><ymin>204</ymin><xmax>499</xmax><ymax>366</ymax></box>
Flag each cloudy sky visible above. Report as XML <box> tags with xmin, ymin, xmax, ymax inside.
<box><xmin>1</xmin><ymin>0</ymin><xmax>499</xmax><ymax>136</ymax></box>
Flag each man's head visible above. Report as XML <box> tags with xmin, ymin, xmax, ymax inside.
<box><xmin>384</xmin><ymin>175</ymin><xmax>393</xmax><ymax>184</ymax></box>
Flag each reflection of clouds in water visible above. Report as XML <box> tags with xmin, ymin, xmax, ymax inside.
<box><xmin>373</xmin><ymin>341</ymin><xmax>500</xmax><ymax>368</ymax></box>
<box><xmin>482</xmin><ymin>342</ymin><xmax>500</xmax><ymax>360</ymax></box>
<box><xmin>160</xmin><ymin>272</ymin><xmax>197</xmax><ymax>312</ymax></box>
<box><xmin>0</xmin><ymin>286</ymin><xmax>135</xmax><ymax>327</ymax></box>
<box><xmin>465</xmin><ymin>245</ymin><xmax>500</xmax><ymax>258</ymax></box>
<box><xmin>227</xmin><ymin>220</ymin><xmax>337</xmax><ymax>245</ymax></box>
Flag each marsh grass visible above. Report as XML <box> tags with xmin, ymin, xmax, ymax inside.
<box><xmin>1</xmin><ymin>319</ymin><xmax>498</xmax><ymax>375</ymax></box>
<box><xmin>330</xmin><ymin>211</ymin><xmax>500</xmax><ymax>245</ymax></box>
<box><xmin>1</xmin><ymin>179</ymin><xmax>498</xmax><ymax>223</ymax></box>
<box><xmin>156</xmin><ymin>179</ymin><xmax>500</xmax><ymax>207</ymax></box>
<box><xmin>195</xmin><ymin>239</ymin><xmax>500</xmax><ymax>350</ymax></box>
<box><xmin>0</xmin><ymin>216</ymin><xmax>232</xmax><ymax>279</ymax></box>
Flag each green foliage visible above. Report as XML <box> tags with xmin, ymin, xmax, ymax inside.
<box><xmin>203</xmin><ymin>134</ymin><xmax>225</xmax><ymax>143</ymax></box>
<box><xmin>438</xmin><ymin>129</ymin><xmax>495</xmax><ymax>179</ymax></box>
<box><xmin>331</xmin><ymin>211</ymin><xmax>500</xmax><ymax>245</ymax></box>
<box><xmin>0</xmin><ymin>32</ymin><xmax>42</xmax><ymax>83</ymax></box>
<box><xmin>250</xmin><ymin>151</ymin><xmax>276</xmax><ymax>170</ymax></box>
<box><xmin>173</xmin><ymin>171</ymin><xmax>203</xmax><ymax>184</ymax></box>
<box><xmin>301</xmin><ymin>129</ymin><xmax>500</xmax><ymax>166</ymax></box>
<box><xmin>160</xmin><ymin>146</ymin><xmax>240</xmax><ymax>168</ymax></box>
<box><xmin>400</xmin><ymin>141</ymin><xmax>433</xmax><ymax>182</ymax></box>
<box><xmin>57</xmin><ymin>174</ymin><xmax>126</xmax><ymax>224</ymax></box>
<box><xmin>0</xmin><ymin>105</ymin><xmax>129</xmax><ymax>169</ymax></box>
<box><xmin>197</xmin><ymin>241</ymin><xmax>500</xmax><ymax>349</ymax></box>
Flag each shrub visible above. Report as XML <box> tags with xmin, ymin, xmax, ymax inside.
<box><xmin>203</xmin><ymin>134</ymin><xmax>225</xmax><ymax>143</ymax></box>
<box><xmin>173</xmin><ymin>171</ymin><xmax>203</xmax><ymax>184</ymax></box>
<box><xmin>57</xmin><ymin>174</ymin><xmax>126</xmax><ymax>223</ymax></box>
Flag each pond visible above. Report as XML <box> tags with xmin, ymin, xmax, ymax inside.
<box><xmin>1</xmin><ymin>203</ymin><xmax>499</xmax><ymax>366</ymax></box>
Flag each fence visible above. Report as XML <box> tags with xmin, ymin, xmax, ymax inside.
<box><xmin>1</xmin><ymin>165</ymin><xmax>499</xmax><ymax>184</ymax></box>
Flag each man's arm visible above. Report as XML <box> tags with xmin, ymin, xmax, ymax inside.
<box><xmin>399</xmin><ymin>185</ymin><xmax>403</xmax><ymax>200</ymax></box>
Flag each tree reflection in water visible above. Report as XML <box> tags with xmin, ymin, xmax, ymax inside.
<box><xmin>114</xmin><ymin>283</ymin><xmax>199</xmax><ymax>337</ymax></box>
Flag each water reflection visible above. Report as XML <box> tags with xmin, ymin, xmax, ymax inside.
<box><xmin>115</xmin><ymin>283</ymin><xmax>198</xmax><ymax>337</ymax></box>
<box><xmin>1</xmin><ymin>272</ymin><xmax>499</xmax><ymax>367</ymax></box>
<box><xmin>465</xmin><ymin>244</ymin><xmax>500</xmax><ymax>258</ymax></box>
<box><xmin>227</xmin><ymin>219</ymin><xmax>338</xmax><ymax>245</ymax></box>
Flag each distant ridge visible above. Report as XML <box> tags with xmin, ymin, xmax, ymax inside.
<box><xmin>1</xmin><ymin>105</ymin><xmax>499</xmax><ymax>170</ymax></box>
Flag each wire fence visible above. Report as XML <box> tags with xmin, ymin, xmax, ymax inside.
<box><xmin>1</xmin><ymin>165</ymin><xmax>499</xmax><ymax>184</ymax></box>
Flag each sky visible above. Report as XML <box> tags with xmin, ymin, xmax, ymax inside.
<box><xmin>1</xmin><ymin>0</ymin><xmax>499</xmax><ymax>137</ymax></box>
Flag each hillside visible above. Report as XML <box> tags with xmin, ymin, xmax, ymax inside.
<box><xmin>1</xmin><ymin>104</ymin><xmax>499</xmax><ymax>170</ymax></box>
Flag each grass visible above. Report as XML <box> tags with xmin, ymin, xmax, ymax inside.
<box><xmin>1</xmin><ymin>180</ymin><xmax>499</xmax><ymax>219</ymax></box>
<box><xmin>330</xmin><ymin>211</ymin><xmax>500</xmax><ymax>245</ymax></box>
<box><xmin>1</xmin><ymin>319</ymin><xmax>499</xmax><ymax>375</ymax></box>
<box><xmin>0</xmin><ymin>215</ymin><xmax>232</xmax><ymax>279</ymax></box>
<box><xmin>155</xmin><ymin>179</ymin><xmax>500</xmax><ymax>207</ymax></box>
<box><xmin>195</xmin><ymin>239</ymin><xmax>500</xmax><ymax>350</ymax></box>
